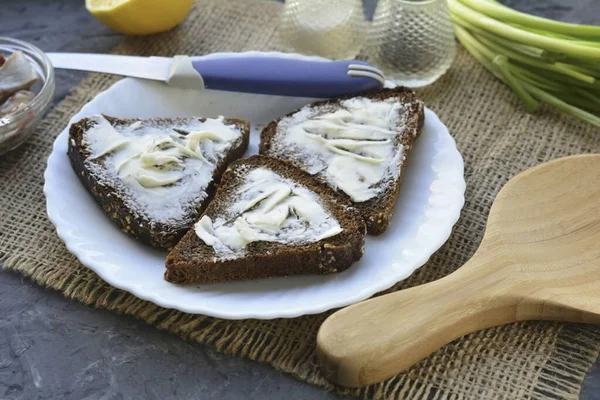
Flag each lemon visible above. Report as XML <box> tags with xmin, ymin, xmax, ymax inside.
<box><xmin>86</xmin><ymin>0</ymin><xmax>194</xmax><ymax>36</ymax></box>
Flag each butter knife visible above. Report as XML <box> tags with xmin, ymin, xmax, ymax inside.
<box><xmin>46</xmin><ymin>53</ymin><xmax>386</xmax><ymax>98</ymax></box>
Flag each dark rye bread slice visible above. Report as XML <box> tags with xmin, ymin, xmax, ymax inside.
<box><xmin>68</xmin><ymin>115</ymin><xmax>249</xmax><ymax>249</ymax></box>
<box><xmin>259</xmin><ymin>87</ymin><xmax>424</xmax><ymax>235</ymax></box>
<box><xmin>165</xmin><ymin>155</ymin><xmax>367</xmax><ymax>284</ymax></box>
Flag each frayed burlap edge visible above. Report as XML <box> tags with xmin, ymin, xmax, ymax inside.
<box><xmin>4</xmin><ymin>251</ymin><xmax>600</xmax><ymax>400</ymax></box>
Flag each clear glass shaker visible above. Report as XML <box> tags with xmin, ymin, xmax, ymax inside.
<box><xmin>279</xmin><ymin>0</ymin><xmax>366</xmax><ymax>60</ymax></box>
<box><xmin>366</xmin><ymin>0</ymin><xmax>456</xmax><ymax>87</ymax></box>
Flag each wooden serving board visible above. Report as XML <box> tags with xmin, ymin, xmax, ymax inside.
<box><xmin>317</xmin><ymin>154</ymin><xmax>600</xmax><ymax>388</ymax></box>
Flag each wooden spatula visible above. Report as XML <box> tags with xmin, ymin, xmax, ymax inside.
<box><xmin>317</xmin><ymin>154</ymin><xmax>600</xmax><ymax>388</ymax></box>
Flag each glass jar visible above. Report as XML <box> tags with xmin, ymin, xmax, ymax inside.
<box><xmin>279</xmin><ymin>0</ymin><xmax>366</xmax><ymax>60</ymax></box>
<box><xmin>366</xmin><ymin>0</ymin><xmax>455</xmax><ymax>87</ymax></box>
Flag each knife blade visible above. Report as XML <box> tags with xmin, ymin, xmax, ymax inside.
<box><xmin>46</xmin><ymin>53</ymin><xmax>386</xmax><ymax>98</ymax></box>
<box><xmin>47</xmin><ymin>53</ymin><xmax>172</xmax><ymax>82</ymax></box>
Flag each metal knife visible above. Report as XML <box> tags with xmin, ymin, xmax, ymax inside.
<box><xmin>46</xmin><ymin>53</ymin><xmax>386</xmax><ymax>98</ymax></box>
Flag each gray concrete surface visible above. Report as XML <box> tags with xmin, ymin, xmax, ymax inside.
<box><xmin>0</xmin><ymin>0</ymin><xmax>598</xmax><ymax>399</ymax></box>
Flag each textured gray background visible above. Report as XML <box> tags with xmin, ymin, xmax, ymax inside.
<box><xmin>0</xmin><ymin>0</ymin><xmax>599</xmax><ymax>399</ymax></box>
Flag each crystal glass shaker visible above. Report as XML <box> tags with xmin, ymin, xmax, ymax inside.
<box><xmin>366</xmin><ymin>0</ymin><xmax>456</xmax><ymax>87</ymax></box>
<box><xmin>279</xmin><ymin>0</ymin><xmax>366</xmax><ymax>60</ymax></box>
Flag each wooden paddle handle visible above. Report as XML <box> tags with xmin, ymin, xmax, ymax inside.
<box><xmin>316</xmin><ymin>258</ymin><xmax>516</xmax><ymax>388</ymax></box>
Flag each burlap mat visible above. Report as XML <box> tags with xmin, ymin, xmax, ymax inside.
<box><xmin>1</xmin><ymin>0</ymin><xmax>600</xmax><ymax>398</ymax></box>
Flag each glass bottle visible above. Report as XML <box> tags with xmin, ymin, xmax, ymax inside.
<box><xmin>279</xmin><ymin>0</ymin><xmax>366</xmax><ymax>60</ymax></box>
<box><xmin>366</xmin><ymin>0</ymin><xmax>456</xmax><ymax>87</ymax></box>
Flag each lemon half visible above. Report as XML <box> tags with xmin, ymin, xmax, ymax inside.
<box><xmin>86</xmin><ymin>0</ymin><xmax>194</xmax><ymax>36</ymax></box>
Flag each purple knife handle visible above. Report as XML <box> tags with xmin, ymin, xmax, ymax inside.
<box><xmin>190</xmin><ymin>56</ymin><xmax>384</xmax><ymax>98</ymax></box>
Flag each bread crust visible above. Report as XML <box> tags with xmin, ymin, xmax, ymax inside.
<box><xmin>259</xmin><ymin>87</ymin><xmax>424</xmax><ymax>235</ymax></box>
<box><xmin>164</xmin><ymin>155</ymin><xmax>367</xmax><ymax>284</ymax></box>
<box><xmin>68</xmin><ymin>115</ymin><xmax>250</xmax><ymax>249</ymax></box>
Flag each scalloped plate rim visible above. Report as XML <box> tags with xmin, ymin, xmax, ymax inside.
<box><xmin>44</xmin><ymin>51</ymin><xmax>465</xmax><ymax>319</ymax></box>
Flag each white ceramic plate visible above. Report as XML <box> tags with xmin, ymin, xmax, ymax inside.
<box><xmin>44</xmin><ymin>52</ymin><xmax>465</xmax><ymax>319</ymax></box>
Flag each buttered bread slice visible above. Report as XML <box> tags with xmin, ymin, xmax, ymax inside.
<box><xmin>260</xmin><ymin>87</ymin><xmax>424</xmax><ymax>234</ymax></box>
<box><xmin>165</xmin><ymin>156</ymin><xmax>366</xmax><ymax>284</ymax></box>
<box><xmin>68</xmin><ymin>114</ymin><xmax>249</xmax><ymax>249</ymax></box>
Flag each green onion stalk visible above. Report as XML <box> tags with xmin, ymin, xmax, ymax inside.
<box><xmin>448</xmin><ymin>0</ymin><xmax>600</xmax><ymax>127</ymax></box>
